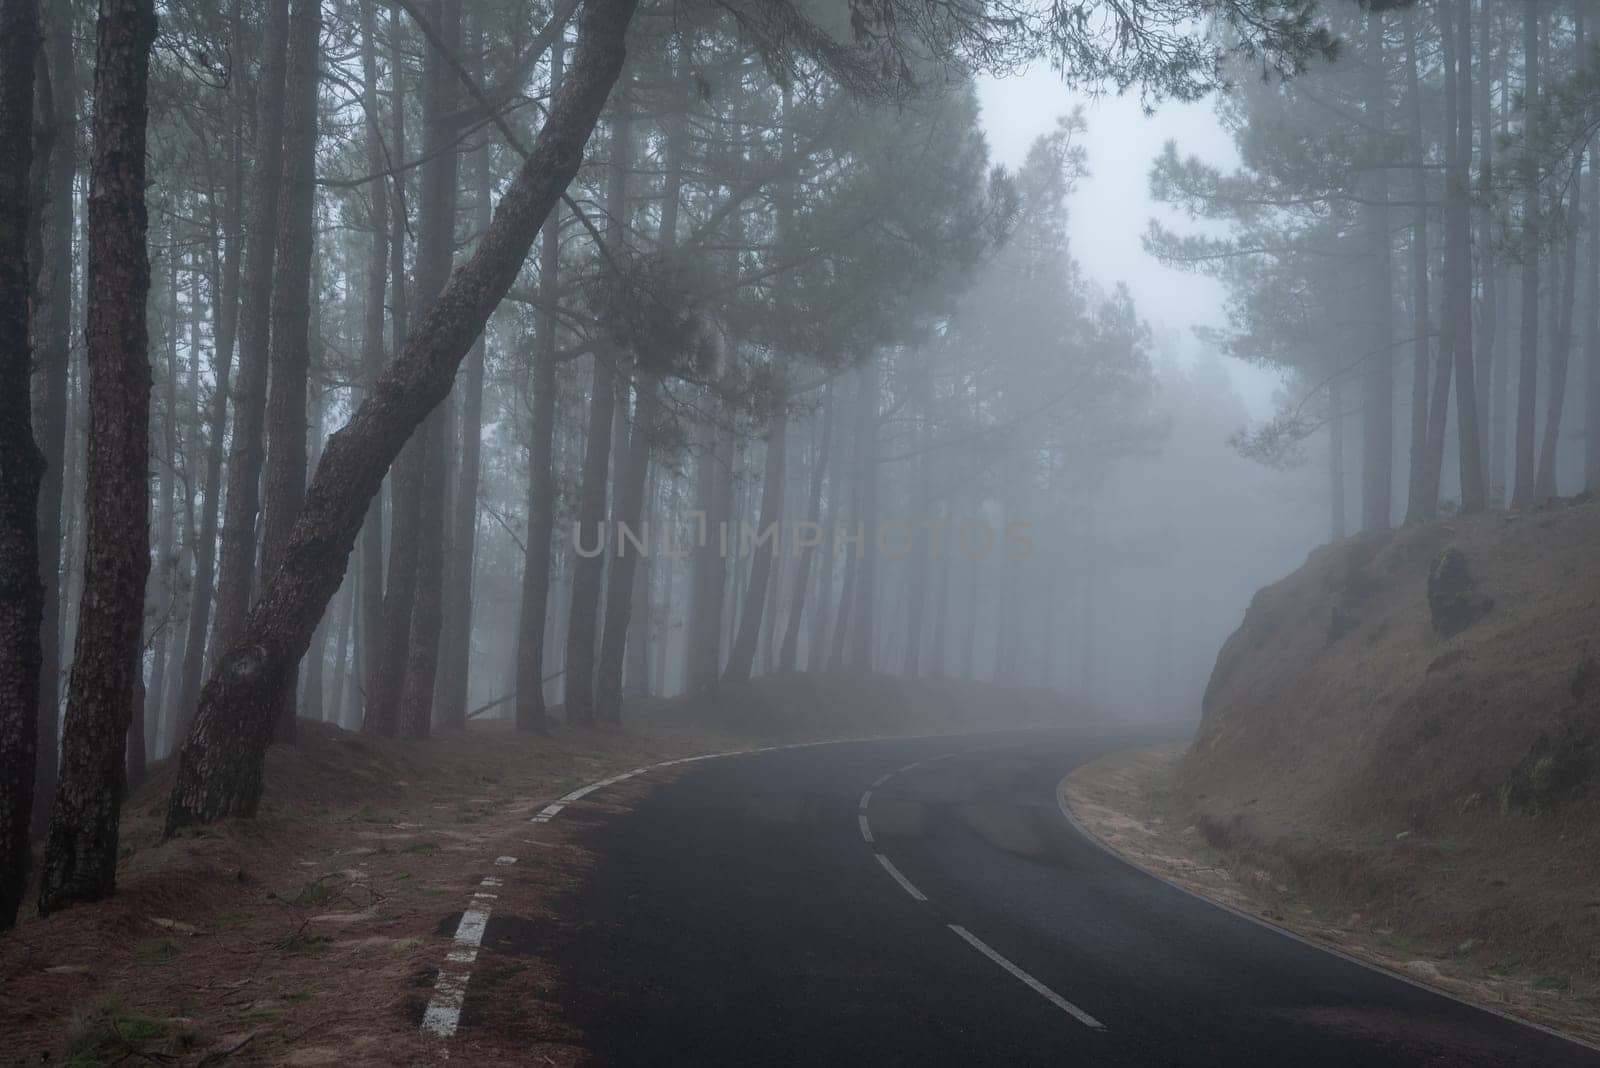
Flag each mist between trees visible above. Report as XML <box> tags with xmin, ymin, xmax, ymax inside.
<box><xmin>2</xmin><ymin>0</ymin><xmax>1586</xmax><ymax>926</ymax></box>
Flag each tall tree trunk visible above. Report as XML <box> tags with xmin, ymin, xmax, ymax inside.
<box><xmin>1513</xmin><ymin>0</ymin><xmax>1541</xmax><ymax>506</ymax></box>
<box><xmin>327</xmin><ymin>561</ymin><xmax>356</xmax><ymax>727</ymax></box>
<box><xmin>1535</xmin><ymin>10</ymin><xmax>1584</xmax><ymax>500</ymax></box>
<box><xmin>0</xmin><ymin>0</ymin><xmax>44</xmax><ymax>930</ymax></box>
<box><xmin>1473</xmin><ymin>0</ymin><xmax>1495</xmax><ymax>500</ymax></box>
<box><xmin>781</xmin><ymin>383</ymin><xmax>832</xmax><ymax>672</ymax></box>
<box><xmin>1587</xmin><ymin>153</ymin><xmax>1600</xmax><ymax>493</ymax></box>
<box><xmin>437</xmin><ymin>9</ymin><xmax>491</xmax><ymax>730</ymax></box>
<box><xmin>31</xmin><ymin>3</ymin><xmax>75</xmax><ymax>840</ymax></box>
<box><xmin>724</xmin><ymin>407</ymin><xmax>786</xmax><ymax>684</ymax></box>
<box><xmin>397</xmin><ymin>0</ymin><xmax>462</xmax><ymax>742</ymax></box>
<box><xmin>135</xmin><ymin>246</ymin><xmax>180</xmax><ymax>787</ymax></box>
<box><xmin>848</xmin><ymin>365</ymin><xmax>878</xmax><ymax>672</ymax></box>
<box><xmin>807</xmin><ymin>410</ymin><xmax>841</xmax><ymax>672</ymax></box>
<box><xmin>260</xmin><ymin>0</ymin><xmax>321</xmax><ymax>740</ymax></box>
<box><xmin>210</xmin><ymin>0</ymin><xmax>288</xmax><ymax>655</ymax></box>
<box><xmin>356</xmin><ymin>0</ymin><xmax>388</xmax><ymax>728</ymax></box>
<box><xmin>625</xmin><ymin>466</ymin><xmax>654</xmax><ymax>696</ymax></box>
<box><xmin>1448</xmin><ymin>0</ymin><xmax>1485</xmax><ymax>512</ymax></box>
<box><xmin>513</xmin><ymin>34</ymin><xmax>563</xmax><ymax>732</ymax></box>
<box><xmin>167</xmin><ymin>0</ymin><xmax>634</xmax><ymax>829</ymax></box>
<box><xmin>366</xmin><ymin>4</ymin><xmax>416</xmax><ymax>738</ymax></box>
<box><xmin>173</xmin><ymin>87</ymin><xmax>243</xmax><ymax>745</ymax></box>
<box><xmin>1329</xmin><ymin>373</ymin><xmax>1347</xmax><ymax>539</ymax></box>
<box><xmin>38</xmin><ymin>0</ymin><xmax>156</xmax><ymax>911</ymax></box>
<box><xmin>563</xmin><ymin>84</ymin><xmax>630</xmax><ymax>725</ymax></box>
<box><xmin>1403</xmin><ymin>8</ymin><xmax>1431</xmax><ymax>525</ymax></box>
<box><xmin>596</xmin><ymin>387</ymin><xmax>656</xmax><ymax>721</ymax></box>
<box><xmin>563</xmin><ymin>360</ymin><xmax>617</xmax><ymax>724</ymax></box>
<box><xmin>901</xmin><ymin>366</ymin><xmax>932</xmax><ymax>676</ymax></box>
<box><xmin>1361</xmin><ymin>11</ymin><xmax>1394</xmax><ymax>531</ymax></box>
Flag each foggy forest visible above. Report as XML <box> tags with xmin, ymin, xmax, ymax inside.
<box><xmin>4</xmin><ymin>0</ymin><xmax>1600</xmax><ymax>1063</ymax></box>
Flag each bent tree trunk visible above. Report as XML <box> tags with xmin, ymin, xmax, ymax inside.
<box><xmin>39</xmin><ymin>0</ymin><xmax>157</xmax><ymax>912</ymax></box>
<box><xmin>0</xmin><ymin>0</ymin><xmax>44</xmax><ymax>930</ymax></box>
<box><xmin>166</xmin><ymin>0</ymin><xmax>637</xmax><ymax>830</ymax></box>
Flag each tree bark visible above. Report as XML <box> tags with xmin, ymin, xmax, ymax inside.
<box><xmin>210</xmin><ymin>0</ymin><xmax>288</xmax><ymax>656</ymax></box>
<box><xmin>260</xmin><ymin>0</ymin><xmax>321</xmax><ymax>740</ymax></box>
<box><xmin>31</xmin><ymin>3</ymin><xmax>74</xmax><ymax>841</ymax></box>
<box><xmin>167</xmin><ymin>0</ymin><xmax>634</xmax><ymax>828</ymax></box>
<box><xmin>38</xmin><ymin>0</ymin><xmax>156</xmax><ymax>911</ymax></box>
<box><xmin>0</xmin><ymin>0</ymin><xmax>43</xmax><ymax>930</ymax></box>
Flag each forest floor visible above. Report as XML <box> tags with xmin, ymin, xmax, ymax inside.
<box><xmin>1059</xmin><ymin>496</ymin><xmax>1600</xmax><ymax>1049</ymax></box>
<box><xmin>0</xmin><ymin>672</ymin><xmax>1074</xmax><ymax>1066</ymax></box>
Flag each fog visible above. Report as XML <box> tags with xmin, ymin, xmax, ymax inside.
<box><xmin>11</xmin><ymin>0</ymin><xmax>1600</xmax><ymax>929</ymax></box>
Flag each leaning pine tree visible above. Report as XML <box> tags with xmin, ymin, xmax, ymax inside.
<box><xmin>166</xmin><ymin>0</ymin><xmax>640</xmax><ymax>830</ymax></box>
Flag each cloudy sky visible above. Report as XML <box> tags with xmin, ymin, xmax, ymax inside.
<box><xmin>975</xmin><ymin>68</ymin><xmax>1280</xmax><ymax>410</ymax></box>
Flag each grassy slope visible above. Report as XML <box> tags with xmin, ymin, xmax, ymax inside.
<box><xmin>1182</xmin><ymin>497</ymin><xmax>1600</xmax><ymax>993</ymax></box>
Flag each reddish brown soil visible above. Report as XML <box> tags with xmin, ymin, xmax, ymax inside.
<box><xmin>1183</xmin><ymin>496</ymin><xmax>1600</xmax><ymax>999</ymax></box>
<box><xmin>0</xmin><ymin>673</ymin><xmax>1076</xmax><ymax>1064</ymax></box>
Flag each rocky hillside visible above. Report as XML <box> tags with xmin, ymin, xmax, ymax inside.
<box><xmin>1183</xmin><ymin>498</ymin><xmax>1600</xmax><ymax>983</ymax></box>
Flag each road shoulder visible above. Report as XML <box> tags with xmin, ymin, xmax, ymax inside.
<box><xmin>1059</xmin><ymin>744</ymin><xmax>1600</xmax><ymax>1048</ymax></box>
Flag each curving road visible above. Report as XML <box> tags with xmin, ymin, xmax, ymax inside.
<box><xmin>542</xmin><ymin>728</ymin><xmax>1600</xmax><ymax>1066</ymax></box>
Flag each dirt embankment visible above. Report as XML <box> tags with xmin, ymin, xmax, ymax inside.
<box><xmin>0</xmin><ymin>673</ymin><xmax>1079</xmax><ymax>1065</ymax></box>
<box><xmin>1164</xmin><ymin>498</ymin><xmax>1600</xmax><ymax>1017</ymax></box>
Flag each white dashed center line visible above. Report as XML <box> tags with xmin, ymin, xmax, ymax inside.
<box><xmin>859</xmin><ymin>755</ymin><xmax>1106</xmax><ymax>1032</ymax></box>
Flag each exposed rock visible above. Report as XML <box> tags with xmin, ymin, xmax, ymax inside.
<box><xmin>1427</xmin><ymin>547</ymin><xmax>1493</xmax><ymax>637</ymax></box>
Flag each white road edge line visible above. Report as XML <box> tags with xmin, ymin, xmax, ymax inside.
<box><xmin>420</xmin><ymin>856</ymin><xmax>518</xmax><ymax>1039</ymax></box>
<box><xmin>427</xmin><ymin>731</ymin><xmax>988</xmax><ymax>1047</ymax></box>
<box><xmin>857</xmin><ymin>814</ymin><xmax>875</xmax><ymax>844</ymax></box>
<box><xmin>874</xmin><ymin>853</ymin><xmax>928</xmax><ymax>902</ymax></box>
<box><xmin>1055</xmin><ymin>777</ymin><xmax>1600</xmax><ymax>1054</ymax></box>
<box><xmin>949</xmin><ymin>924</ymin><xmax>1104</xmax><ymax>1029</ymax></box>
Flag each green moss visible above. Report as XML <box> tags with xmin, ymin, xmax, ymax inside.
<box><xmin>60</xmin><ymin>996</ymin><xmax>173</xmax><ymax>1066</ymax></box>
<box><xmin>134</xmin><ymin>939</ymin><xmax>181</xmax><ymax>966</ymax></box>
<box><xmin>276</xmin><ymin>932</ymin><xmax>332</xmax><ymax>956</ymax></box>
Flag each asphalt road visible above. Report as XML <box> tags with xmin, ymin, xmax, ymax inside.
<box><xmin>543</xmin><ymin>728</ymin><xmax>1600</xmax><ymax>1066</ymax></box>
